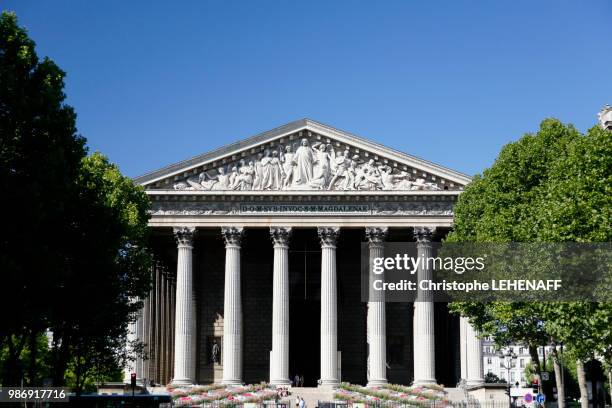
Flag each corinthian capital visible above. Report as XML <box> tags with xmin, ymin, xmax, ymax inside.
<box><xmin>413</xmin><ymin>227</ymin><xmax>435</xmax><ymax>243</ymax></box>
<box><xmin>318</xmin><ymin>227</ymin><xmax>340</xmax><ymax>248</ymax></box>
<box><xmin>173</xmin><ymin>227</ymin><xmax>196</xmax><ymax>247</ymax></box>
<box><xmin>365</xmin><ymin>227</ymin><xmax>388</xmax><ymax>245</ymax></box>
<box><xmin>270</xmin><ymin>227</ymin><xmax>292</xmax><ymax>247</ymax></box>
<box><xmin>221</xmin><ymin>227</ymin><xmax>244</xmax><ymax>247</ymax></box>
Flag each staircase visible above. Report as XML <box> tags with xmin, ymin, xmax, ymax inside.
<box><xmin>290</xmin><ymin>386</ymin><xmax>335</xmax><ymax>408</ymax></box>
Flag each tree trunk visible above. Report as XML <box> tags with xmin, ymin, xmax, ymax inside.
<box><xmin>2</xmin><ymin>334</ymin><xmax>27</xmax><ymax>386</ymax></box>
<box><xmin>551</xmin><ymin>348</ymin><xmax>565</xmax><ymax>408</ymax></box>
<box><xmin>576</xmin><ymin>359</ymin><xmax>589</xmax><ymax>408</ymax></box>
<box><xmin>51</xmin><ymin>332</ymin><xmax>71</xmax><ymax>387</ymax></box>
<box><xmin>27</xmin><ymin>330</ymin><xmax>38</xmax><ymax>385</ymax></box>
<box><xmin>608</xmin><ymin>370</ymin><xmax>612</xmax><ymax>405</ymax></box>
<box><xmin>529</xmin><ymin>345</ymin><xmax>542</xmax><ymax>392</ymax></box>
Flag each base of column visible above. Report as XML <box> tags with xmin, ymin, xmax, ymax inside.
<box><xmin>270</xmin><ymin>379</ymin><xmax>291</xmax><ymax>386</ymax></box>
<box><xmin>318</xmin><ymin>379</ymin><xmax>340</xmax><ymax>388</ymax></box>
<box><xmin>367</xmin><ymin>379</ymin><xmax>388</xmax><ymax>387</ymax></box>
<box><xmin>171</xmin><ymin>378</ymin><xmax>195</xmax><ymax>386</ymax></box>
<box><xmin>413</xmin><ymin>379</ymin><xmax>437</xmax><ymax>386</ymax></box>
<box><xmin>222</xmin><ymin>379</ymin><xmax>244</xmax><ymax>386</ymax></box>
<box><xmin>466</xmin><ymin>380</ymin><xmax>485</xmax><ymax>387</ymax></box>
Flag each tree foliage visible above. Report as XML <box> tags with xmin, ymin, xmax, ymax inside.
<box><xmin>0</xmin><ymin>12</ymin><xmax>151</xmax><ymax>389</ymax></box>
<box><xmin>447</xmin><ymin>118</ymin><xmax>611</xmax><ymax>406</ymax></box>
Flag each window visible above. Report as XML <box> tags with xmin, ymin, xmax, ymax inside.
<box><xmin>487</xmin><ymin>358</ymin><xmax>492</xmax><ymax>365</ymax></box>
<box><xmin>520</xmin><ymin>359</ymin><xmax>525</xmax><ymax>368</ymax></box>
<box><xmin>511</xmin><ymin>372</ymin><xmax>516</xmax><ymax>382</ymax></box>
<box><xmin>519</xmin><ymin>347</ymin><xmax>524</xmax><ymax>355</ymax></box>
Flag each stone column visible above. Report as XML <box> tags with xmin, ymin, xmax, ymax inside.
<box><xmin>222</xmin><ymin>227</ymin><xmax>244</xmax><ymax>385</ymax></box>
<box><xmin>123</xmin><ymin>308</ymin><xmax>139</xmax><ymax>383</ymax></box>
<box><xmin>269</xmin><ymin>227</ymin><xmax>292</xmax><ymax>385</ymax></box>
<box><xmin>413</xmin><ymin>227</ymin><xmax>436</xmax><ymax>385</ymax></box>
<box><xmin>318</xmin><ymin>227</ymin><xmax>340</xmax><ymax>387</ymax></box>
<box><xmin>460</xmin><ymin>316</ymin><xmax>468</xmax><ymax>382</ymax></box>
<box><xmin>465</xmin><ymin>321</ymin><xmax>485</xmax><ymax>386</ymax></box>
<box><xmin>366</xmin><ymin>227</ymin><xmax>388</xmax><ymax>387</ymax></box>
<box><xmin>171</xmin><ymin>227</ymin><xmax>196</xmax><ymax>385</ymax></box>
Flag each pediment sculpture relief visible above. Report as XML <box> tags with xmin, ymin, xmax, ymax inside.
<box><xmin>172</xmin><ymin>138</ymin><xmax>441</xmax><ymax>191</ymax></box>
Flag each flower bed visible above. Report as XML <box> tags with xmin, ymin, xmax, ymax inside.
<box><xmin>168</xmin><ymin>382</ymin><xmax>289</xmax><ymax>407</ymax></box>
<box><xmin>334</xmin><ymin>383</ymin><xmax>450</xmax><ymax>407</ymax></box>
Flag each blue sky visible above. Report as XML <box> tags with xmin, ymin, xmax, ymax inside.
<box><xmin>4</xmin><ymin>1</ymin><xmax>611</xmax><ymax>177</ymax></box>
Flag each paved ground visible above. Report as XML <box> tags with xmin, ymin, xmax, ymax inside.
<box><xmin>290</xmin><ymin>386</ymin><xmax>334</xmax><ymax>408</ymax></box>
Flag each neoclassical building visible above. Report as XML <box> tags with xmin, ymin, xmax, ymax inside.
<box><xmin>126</xmin><ymin>119</ymin><xmax>484</xmax><ymax>388</ymax></box>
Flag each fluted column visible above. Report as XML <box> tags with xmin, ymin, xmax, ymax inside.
<box><xmin>465</xmin><ymin>320</ymin><xmax>484</xmax><ymax>386</ymax></box>
<box><xmin>460</xmin><ymin>316</ymin><xmax>468</xmax><ymax>382</ymax></box>
<box><xmin>269</xmin><ymin>227</ymin><xmax>292</xmax><ymax>385</ymax></box>
<box><xmin>366</xmin><ymin>227</ymin><xmax>388</xmax><ymax>386</ymax></box>
<box><xmin>123</xmin><ymin>307</ymin><xmax>139</xmax><ymax>383</ymax></box>
<box><xmin>413</xmin><ymin>227</ymin><xmax>436</xmax><ymax>385</ymax></box>
<box><xmin>171</xmin><ymin>227</ymin><xmax>196</xmax><ymax>385</ymax></box>
<box><xmin>318</xmin><ymin>227</ymin><xmax>340</xmax><ymax>387</ymax></box>
<box><xmin>222</xmin><ymin>227</ymin><xmax>244</xmax><ymax>385</ymax></box>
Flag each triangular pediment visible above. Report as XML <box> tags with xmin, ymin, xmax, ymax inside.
<box><xmin>134</xmin><ymin>119</ymin><xmax>471</xmax><ymax>192</ymax></box>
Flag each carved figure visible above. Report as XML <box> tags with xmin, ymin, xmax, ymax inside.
<box><xmin>169</xmin><ymin>140</ymin><xmax>446</xmax><ymax>191</ymax></box>
<box><xmin>293</xmin><ymin>138</ymin><xmax>315</xmax><ymax>185</ymax></box>
<box><xmin>310</xmin><ymin>143</ymin><xmax>333</xmax><ymax>189</ymax></box>
<box><xmin>327</xmin><ymin>149</ymin><xmax>351</xmax><ymax>190</ymax></box>
<box><xmin>252</xmin><ymin>152</ymin><xmax>265</xmax><ymax>190</ymax></box>
<box><xmin>235</xmin><ymin>161</ymin><xmax>255</xmax><ymax>190</ymax></box>
<box><xmin>280</xmin><ymin>145</ymin><xmax>296</xmax><ymax>188</ymax></box>
<box><xmin>263</xmin><ymin>150</ymin><xmax>285</xmax><ymax>190</ymax></box>
<box><xmin>212</xmin><ymin>167</ymin><xmax>231</xmax><ymax>190</ymax></box>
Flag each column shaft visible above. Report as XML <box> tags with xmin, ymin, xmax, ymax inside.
<box><xmin>171</xmin><ymin>227</ymin><xmax>196</xmax><ymax>385</ymax></box>
<box><xmin>366</xmin><ymin>227</ymin><xmax>388</xmax><ymax>386</ymax></box>
<box><xmin>460</xmin><ymin>316</ymin><xmax>468</xmax><ymax>382</ymax></box>
<box><xmin>413</xmin><ymin>227</ymin><xmax>436</xmax><ymax>385</ymax></box>
<box><xmin>222</xmin><ymin>227</ymin><xmax>244</xmax><ymax>385</ymax></box>
<box><xmin>466</xmin><ymin>321</ymin><xmax>484</xmax><ymax>386</ymax></box>
<box><xmin>269</xmin><ymin>227</ymin><xmax>291</xmax><ymax>385</ymax></box>
<box><xmin>319</xmin><ymin>227</ymin><xmax>340</xmax><ymax>387</ymax></box>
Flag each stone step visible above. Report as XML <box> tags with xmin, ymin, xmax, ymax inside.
<box><xmin>290</xmin><ymin>386</ymin><xmax>335</xmax><ymax>408</ymax></box>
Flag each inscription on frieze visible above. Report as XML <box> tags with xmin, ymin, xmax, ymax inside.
<box><xmin>149</xmin><ymin>200</ymin><xmax>454</xmax><ymax>216</ymax></box>
<box><xmin>239</xmin><ymin>204</ymin><xmax>370</xmax><ymax>214</ymax></box>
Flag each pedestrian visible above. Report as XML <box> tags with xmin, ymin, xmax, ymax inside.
<box><xmin>299</xmin><ymin>375</ymin><xmax>304</xmax><ymax>387</ymax></box>
<box><xmin>294</xmin><ymin>374</ymin><xmax>300</xmax><ymax>387</ymax></box>
<box><xmin>295</xmin><ymin>396</ymin><xmax>300</xmax><ymax>408</ymax></box>
<box><xmin>299</xmin><ymin>396</ymin><xmax>306</xmax><ymax>408</ymax></box>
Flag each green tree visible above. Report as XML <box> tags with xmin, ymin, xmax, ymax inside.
<box><xmin>0</xmin><ymin>10</ymin><xmax>85</xmax><ymax>386</ymax></box>
<box><xmin>48</xmin><ymin>153</ymin><xmax>151</xmax><ymax>391</ymax></box>
<box><xmin>448</xmin><ymin>119</ymin><xmax>611</xmax><ymax>408</ymax></box>
<box><xmin>0</xmin><ymin>12</ymin><xmax>152</xmax><ymax>389</ymax></box>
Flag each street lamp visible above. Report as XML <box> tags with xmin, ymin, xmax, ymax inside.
<box><xmin>498</xmin><ymin>349</ymin><xmax>518</xmax><ymax>407</ymax></box>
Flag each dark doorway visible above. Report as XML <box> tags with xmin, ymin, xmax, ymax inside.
<box><xmin>289</xmin><ymin>229</ymin><xmax>321</xmax><ymax>387</ymax></box>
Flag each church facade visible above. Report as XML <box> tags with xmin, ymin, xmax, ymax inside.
<box><xmin>127</xmin><ymin>119</ymin><xmax>485</xmax><ymax>388</ymax></box>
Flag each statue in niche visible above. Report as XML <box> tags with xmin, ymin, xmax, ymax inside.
<box><xmin>211</xmin><ymin>339</ymin><xmax>220</xmax><ymax>364</ymax></box>
<box><xmin>327</xmin><ymin>149</ymin><xmax>351</xmax><ymax>190</ymax></box>
<box><xmin>292</xmin><ymin>138</ymin><xmax>315</xmax><ymax>185</ymax></box>
<box><xmin>280</xmin><ymin>145</ymin><xmax>296</xmax><ymax>188</ymax></box>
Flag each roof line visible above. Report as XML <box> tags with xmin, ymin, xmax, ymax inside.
<box><xmin>134</xmin><ymin>118</ymin><xmax>472</xmax><ymax>185</ymax></box>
